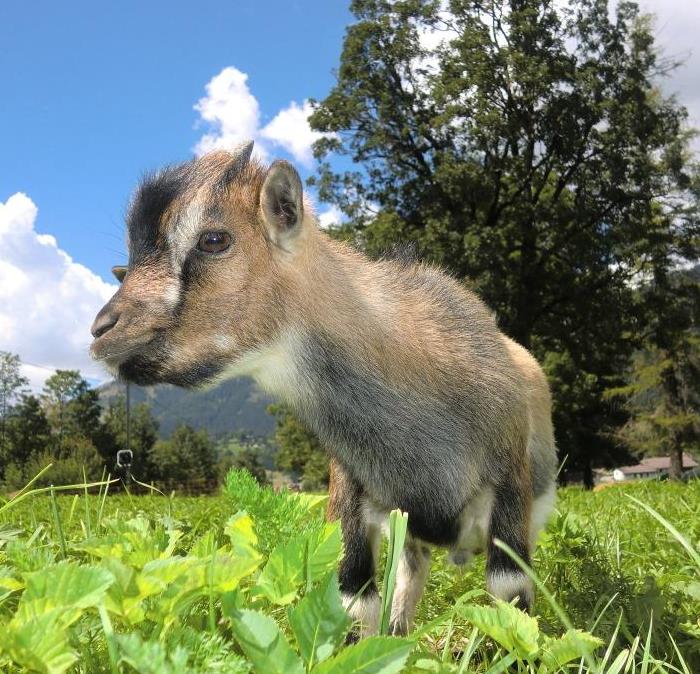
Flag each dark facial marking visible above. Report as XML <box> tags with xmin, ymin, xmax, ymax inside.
<box><xmin>119</xmin><ymin>353</ymin><xmax>226</xmax><ymax>389</ymax></box>
<box><xmin>127</xmin><ymin>163</ymin><xmax>193</xmax><ymax>263</ymax></box>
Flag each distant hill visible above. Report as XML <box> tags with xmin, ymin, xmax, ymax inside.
<box><xmin>99</xmin><ymin>377</ymin><xmax>276</xmax><ymax>439</ymax></box>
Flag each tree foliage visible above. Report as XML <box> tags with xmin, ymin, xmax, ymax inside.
<box><xmin>5</xmin><ymin>394</ymin><xmax>51</xmax><ymax>466</ymax></box>
<box><xmin>309</xmin><ymin>0</ymin><xmax>700</xmax><ymax>481</ymax></box>
<box><xmin>609</xmin><ymin>269</ymin><xmax>700</xmax><ymax>478</ymax></box>
<box><xmin>102</xmin><ymin>396</ymin><xmax>160</xmax><ymax>480</ymax></box>
<box><xmin>0</xmin><ymin>356</ymin><xmax>225</xmax><ymax>491</ymax></box>
<box><xmin>150</xmin><ymin>425</ymin><xmax>218</xmax><ymax>486</ymax></box>
<box><xmin>270</xmin><ymin>404</ymin><xmax>329</xmax><ymax>491</ymax></box>
<box><xmin>0</xmin><ymin>351</ymin><xmax>28</xmax><ymax>453</ymax></box>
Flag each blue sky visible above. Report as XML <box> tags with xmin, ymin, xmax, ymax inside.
<box><xmin>2</xmin><ymin>0</ymin><xmax>699</xmax><ymax>389</ymax></box>
<box><xmin>1</xmin><ymin>0</ymin><xmax>353</xmax><ymax>386</ymax></box>
<box><xmin>1</xmin><ymin>0</ymin><xmax>351</xmax><ymax>283</ymax></box>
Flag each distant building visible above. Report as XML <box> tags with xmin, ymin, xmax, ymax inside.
<box><xmin>600</xmin><ymin>454</ymin><xmax>699</xmax><ymax>482</ymax></box>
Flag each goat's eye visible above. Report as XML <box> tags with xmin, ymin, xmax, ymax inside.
<box><xmin>197</xmin><ymin>231</ymin><xmax>232</xmax><ymax>253</ymax></box>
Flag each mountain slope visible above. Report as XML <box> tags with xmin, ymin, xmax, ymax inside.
<box><xmin>99</xmin><ymin>377</ymin><xmax>275</xmax><ymax>439</ymax></box>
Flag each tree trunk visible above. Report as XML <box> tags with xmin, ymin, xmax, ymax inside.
<box><xmin>582</xmin><ymin>459</ymin><xmax>594</xmax><ymax>490</ymax></box>
<box><xmin>669</xmin><ymin>441</ymin><xmax>684</xmax><ymax>480</ymax></box>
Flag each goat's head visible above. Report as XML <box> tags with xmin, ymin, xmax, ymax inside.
<box><xmin>90</xmin><ymin>141</ymin><xmax>308</xmax><ymax>387</ymax></box>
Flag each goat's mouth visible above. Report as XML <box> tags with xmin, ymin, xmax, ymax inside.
<box><xmin>91</xmin><ymin>330</ymin><xmax>227</xmax><ymax>389</ymax></box>
<box><xmin>90</xmin><ymin>331</ymin><xmax>158</xmax><ymax>365</ymax></box>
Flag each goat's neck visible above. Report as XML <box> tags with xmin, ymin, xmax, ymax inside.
<box><xmin>243</xmin><ymin>234</ymin><xmax>386</xmax><ymax>402</ymax></box>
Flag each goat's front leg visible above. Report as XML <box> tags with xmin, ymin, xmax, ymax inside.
<box><xmin>327</xmin><ymin>460</ymin><xmax>380</xmax><ymax>639</ymax></box>
<box><xmin>389</xmin><ymin>537</ymin><xmax>431</xmax><ymax>635</ymax></box>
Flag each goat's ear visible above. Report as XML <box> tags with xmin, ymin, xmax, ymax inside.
<box><xmin>260</xmin><ymin>160</ymin><xmax>304</xmax><ymax>246</ymax></box>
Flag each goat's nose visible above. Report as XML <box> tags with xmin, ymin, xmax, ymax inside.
<box><xmin>91</xmin><ymin>305</ymin><xmax>121</xmax><ymax>339</ymax></box>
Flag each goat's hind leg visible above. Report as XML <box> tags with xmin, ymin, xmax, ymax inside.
<box><xmin>486</xmin><ymin>463</ymin><xmax>534</xmax><ymax>612</ymax></box>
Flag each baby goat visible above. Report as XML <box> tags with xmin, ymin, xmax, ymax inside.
<box><xmin>91</xmin><ymin>143</ymin><xmax>557</xmax><ymax>636</ymax></box>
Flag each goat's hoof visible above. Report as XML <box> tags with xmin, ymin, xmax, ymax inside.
<box><xmin>345</xmin><ymin>629</ymin><xmax>360</xmax><ymax>645</ymax></box>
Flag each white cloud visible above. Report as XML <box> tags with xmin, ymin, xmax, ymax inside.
<box><xmin>317</xmin><ymin>205</ymin><xmax>344</xmax><ymax>229</ymax></box>
<box><xmin>193</xmin><ymin>66</ymin><xmax>331</xmax><ymax>167</ymax></box>
<box><xmin>261</xmin><ymin>100</ymin><xmax>325</xmax><ymax>167</ymax></box>
<box><xmin>636</xmin><ymin>0</ymin><xmax>700</xmax><ymax>147</ymax></box>
<box><xmin>193</xmin><ymin>67</ymin><xmax>263</xmax><ymax>158</ymax></box>
<box><xmin>0</xmin><ymin>193</ymin><xmax>118</xmax><ymax>391</ymax></box>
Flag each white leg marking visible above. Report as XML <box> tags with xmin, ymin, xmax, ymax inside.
<box><xmin>487</xmin><ymin>570</ymin><xmax>534</xmax><ymax>607</ymax></box>
<box><xmin>389</xmin><ymin>542</ymin><xmax>431</xmax><ymax>635</ymax></box>
<box><xmin>342</xmin><ymin>591</ymin><xmax>380</xmax><ymax>637</ymax></box>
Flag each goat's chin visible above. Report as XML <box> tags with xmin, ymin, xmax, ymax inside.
<box><xmin>118</xmin><ymin>354</ymin><xmax>226</xmax><ymax>390</ymax></box>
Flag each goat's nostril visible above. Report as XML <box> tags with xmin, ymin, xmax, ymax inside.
<box><xmin>91</xmin><ymin>309</ymin><xmax>120</xmax><ymax>339</ymax></box>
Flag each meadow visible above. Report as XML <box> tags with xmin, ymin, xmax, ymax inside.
<box><xmin>0</xmin><ymin>472</ymin><xmax>697</xmax><ymax>673</ymax></box>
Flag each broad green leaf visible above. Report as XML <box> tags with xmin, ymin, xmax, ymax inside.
<box><xmin>227</xmin><ymin>608</ymin><xmax>305</xmax><ymax>674</ymax></box>
<box><xmin>288</xmin><ymin>572</ymin><xmax>351</xmax><ymax>666</ymax></box>
<box><xmin>137</xmin><ymin>556</ymin><xmax>199</xmax><ymax>596</ymax></box>
<box><xmin>410</xmin><ymin>657</ymin><xmax>456</xmax><ymax>672</ymax></box>
<box><xmin>312</xmin><ymin>636</ymin><xmax>413</xmax><ymax>674</ymax></box>
<box><xmin>679</xmin><ymin>581</ymin><xmax>700</xmax><ymax>601</ymax></box>
<box><xmin>139</xmin><ymin>557</ymin><xmax>205</xmax><ymax>627</ymax></box>
<box><xmin>0</xmin><ymin>611</ymin><xmax>77</xmax><ymax>674</ymax></box>
<box><xmin>461</xmin><ymin>600</ymin><xmax>540</xmax><ymax>661</ymax></box>
<box><xmin>294</xmin><ymin>492</ymin><xmax>330</xmax><ymax>515</ymax></box>
<box><xmin>142</xmin><ymin>551</ymin><xmax>261</xmax><ymax>628</ymax></box>
<box><xmin>102</xmin><ymin>557</ymin><xmax>148</xmax><ymax>625</ymax></box>
<box><xmin>76</xmin><ymin>535</ymin><xmax>127</xmax><ymax>561</ymax></box>
<box><xmin>0</xmin><ymin>565</ymin><xmax>23</xmax><ymax>594</ymax></box>
<box><xmin>255</xmin><ymin>522</ymin><xmax>342</xmax><ymax>605</ymax></box>
<box><xmin>189</xmin><ymin>529</ymin><xmax>222</xmax><ymax>558</ymax></box>
<box><xmin>16</xmin><ymin>562</ymin><xmax>113</xmax><ymax>626</ymax></box>
<box><xmin>225</xmin><ymin>511</ymin><xmax>261</xmax><ymax>560</ymax></box>
<box><xmin>254</xmin><ymin>538</ymin><xmax>306</xmax><ymax>605</ymax></box>
<box><xmin>22</xmin><ymin>561</ymin><xmax>114</xmax><ymax>608</ymax></box>
<box><xmin>189</xmin><ymin>551</ymin><xmax>262</xmax><ymax>593</ymax></box>
<box><xmin>539</xmin><ymin>629</ymin><xmax>603</xmax><ymax>671</ymax></box>
<box><xmin>307</xmin><ymin>523</ymin><xmax>343</xmax><ymax>583</ymax></box>
<box><xmin>79</xmin><ymin>517</ymin><xmax>182</xmax><ymax>568</ymax></box>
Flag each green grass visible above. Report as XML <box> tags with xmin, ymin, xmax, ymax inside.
<box><xmin>0</xmin><ymin>473</ymin><xmax>697</xmax><ymax>673</ymax></box>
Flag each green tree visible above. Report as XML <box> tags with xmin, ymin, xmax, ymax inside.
<box><xmin>220</xmin><ymin>447</ymin><xmax>270</xmax><ymax>486</ymax></box>
<box><xmin>309</xmin><ymin>0</ymin><xmax>700</xmax><ymax>482</ymax></box>
<box><xmin>102</xmin><ymin>397</ymin><xmax>160</xmax><ymax>480</ymax></box>
<box><xmin>270</xmin><ymin>404</ymin><xmax>329</xmax><ymax>490</ymax></box>
<box><xmin>5</xmin><ymin>394</ymin><xmax>51</xmax><ymax>466</ymax></box>
<box><xmin>41</xmin><ymin>370</ymin><xmax>111</xmax><ymax>454</ymax></box>
<box><xmin>610</xmin><ymin>269</ymin><xmax>700</xmax><ymax>478</ymax></box>
<box><xmin>41</xmin><ymin>370</ymin><xmax>89</xmax><ymax>445</ymax></box>
<box><xmin>0</xmin><ymin>351</ymin><xmax>28</xmax><ymax>454</ymax></box>
<box><xmin>10</xmin><ymin>437</ymin><xmax>104</xmax><ymax>490</ymax></box>
<box><xmin>150</xmin><ymin>425</ymin><xmax>217</xmax><ymax>485</ymax></box>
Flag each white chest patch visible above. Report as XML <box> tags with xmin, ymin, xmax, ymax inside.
<box><xmin>217</xmin><ymin>329</ymin><xmax>308</xmax><ymax>404</ymax></box>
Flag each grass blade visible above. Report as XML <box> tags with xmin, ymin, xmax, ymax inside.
<box><xmin>379</xmin><ymin>509</ymin><xmax>408</xmax><ymax>635</ymax></box>
<box><xmin>626</xmin><ymin>495</ymin><xmax>700</xmax><ymax>573</ymax></box>
<box><xmin>49</xmin><ymin>485</ymin><xmax>67</xmax><ymax>560</ymax></box>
